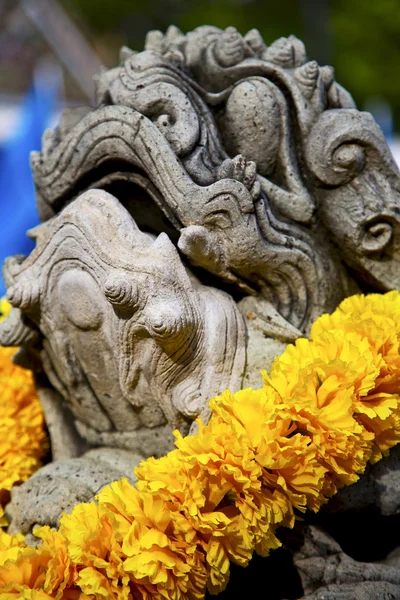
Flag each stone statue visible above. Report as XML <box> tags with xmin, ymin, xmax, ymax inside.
<box><xmin>1</xmin><ymin>25</ymin><xmax>400</xmax><ymax>598</ymax></box>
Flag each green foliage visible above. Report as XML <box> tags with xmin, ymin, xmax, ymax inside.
<box><xmin>332</xmin><ymin>0</ymin><xmax>400</xmax><ymax>121</ymax></box>
<box><xmin>63</xmin><ymin>0</ymin><xmax>304</xmax><ymax>50</ymax></box>
<box><xmin>63</xmin><ymin>0</ymin><xmax>400</xmax><ymax>127</ymax></box>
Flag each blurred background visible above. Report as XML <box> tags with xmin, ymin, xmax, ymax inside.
<box><xmin>1</xmin><ymin>0</ymin><xmax>400</xmax><ymax>293</ymax></box>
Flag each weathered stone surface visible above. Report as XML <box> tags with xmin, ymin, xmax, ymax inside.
<box><xmin>295</xmin><ymin>526</ymin><xmax>400</xmax><ymax>600</ymax></box>
<box><xmin>0</xmin><ymin>26</ymin><xmax>399</xmax><ymax>595</ymax></box>
<box><xmin>302</xmin><ymin>582</ymin><xmax>400</xmax><ymax>600</ymax></box>
<box><xmin>6</xmin><ymin>451</ymin><xmax>139</xmax><ymax>540</ymax></box>
<box><xmin>35</xmin><ymin>381</ymin><xmax>89</xmax><ymax>461</ymax></box>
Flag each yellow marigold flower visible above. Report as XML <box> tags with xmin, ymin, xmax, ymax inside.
<box><xmin>96</xmin><ymin>477</ymin><xmax>139</xmax><ymax>537</ymax></box>
<box><xmin>98</xmin><ymin>476</ymin><xmax>197</xmax><ymax>549</ymax></box>
<box><xmin>0</xmin><ymin>529</ymin><xmax>26</xmax><ymax>568</ymax></box>
<box><xmin>357</xmin><ymin>406</ymin><xmax>400</xmax><ymax>464</ymax></box>
<box><xmin>268</xmin><ymin>330</ymin><xmax>386</xmax><ymax>416</ymax></box>
<box><xmin>98</xmin><ymin>479</ymin><xmax>208</xmax><ymax>600</ymax></box>
<box><xmin>137</xmin><ymin>445</ymin><xmax>247</xmax><ymax>536</ymax></box>
<box><xmin>137</xmin><ymin>386</ymin><xmax>326</xmax><ymax>592</ymax></box>
<box><xmin>310</xmin><ymin>291</ymin><xmax>400</xmax><ymax>459</ymax></box>
<box><xmin>135</xmin><ymin>440</ymin><xmax>253</xmax><ymax>594</ymax></box>
<box><xmin>0</xmin><ymin>546</ymin><xmax>50</xmax><ymax>596</ymax></box>
<box><xmin>0</xmin><ymin>345</ymin><xmax>48</xmax><ymax>494</ymax></box>
<box><xmin>123</xmin><ymin>517</ymin><xmax>205</xmax><ymax>600</ymax></box>
<box><xmin>0</xmin><ymin>300</ymin><xmax>48</xmax><ymax>497</ymax></box>
<box><xmin>312</xmin><ymin>291</ymin><xmax>400</xmax><ymax>341</ymax></box>
<box><xmin>265</xmin><ymin>336</ymin><xmax>375</xmax><ymax>497</ymax></box>
<box><xmin>0</xmin><ymin>527</ymin><xmax>86</xmax><ymax>599</ymax></box>
<box><xmin>209</xmin><ymin>388</ymin><xmax>326</xmax><ymax>514</ymax></box>
<box><xmin>311</xmin><ymin>292</ymin><xmax>400</xmax><ymax>399</ymax></box>
<box><xmin>136</xmin><ymin>450</ymin><xmax>233</xmax><ymax>595</ymax></box>
<box><xmin>0</xmin><ymin>299</ymin><xmax>11</xmax><ymax>320</ymax></box>
<box><xmin>58</xmin><ymin>502</ymin><xmax>129</xmax><ymax>599</ymax></box>
<box><xmin>34</xmin><ymin>526</ymin><xmax>77</xmax><ymax>599</ymax></box>
<box><xmin>0</xmin><ymin>590</ymin><xmax>53</xmax><ymax>599</ymax></box>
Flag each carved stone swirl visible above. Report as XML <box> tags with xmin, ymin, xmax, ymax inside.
<box><xmin>305</xmin><ymin>109</ymin><xmax>400</xmax><ymax>290</ymax></box>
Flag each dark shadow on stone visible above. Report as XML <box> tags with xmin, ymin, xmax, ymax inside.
<box><xmin>205</xmin><ymin>546</ymin><xmax>304</xmax><ymax>600</ymax></box>
<box><xmin>311</xmin><ymin>509</ymin><xmax>400</xmax><ymax>562</ymax></box>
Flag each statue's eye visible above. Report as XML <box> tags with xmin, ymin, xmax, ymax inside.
<box><xmin>332</xmin><ymin>143</ymin><xmax>365</xmax><ymax>174</ymax></box>
<box><xmin>203</xmin><ymin>210</ymin><xmax>232</xmax><ymax>229</ymax></box>
<box><xmin>361</xmin><ymin>220</ymin><xmax>393</xmax><ymax>254</ymax></box>
<box><xmin>155</xmin><ymin>113</ymin><xmax>174</xmax><ymax>128</ymax></box>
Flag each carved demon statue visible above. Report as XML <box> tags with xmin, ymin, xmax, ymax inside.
<box><xmin>2</xmin><ymin>26</ymin><xmax>400</xmax><ymax>598</ymax></box>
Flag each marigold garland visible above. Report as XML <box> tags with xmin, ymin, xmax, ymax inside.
<box><xmin>1</xmin><ymin>292</ymin><xmax>400</xmax><ymax>599</ymax></box>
